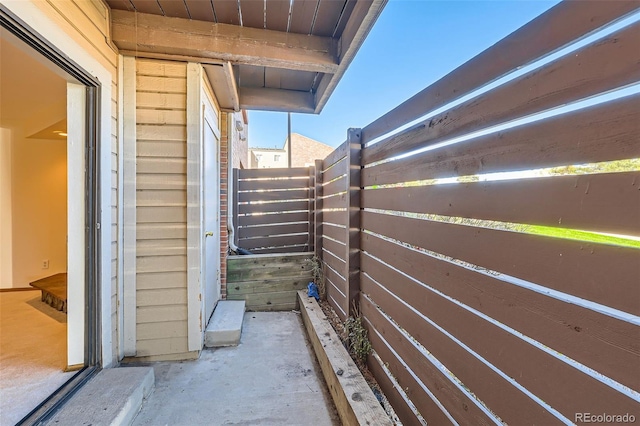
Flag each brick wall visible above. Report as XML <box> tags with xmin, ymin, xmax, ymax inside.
<box><xmin>248</xmin><ymin>133</ymin><xmax>334</xmax><ymax>169</ymax></box>
<box><xmin>289</xmin><ymin>134</ymin><xmax>334</xmax><ymax>167</ymax></box>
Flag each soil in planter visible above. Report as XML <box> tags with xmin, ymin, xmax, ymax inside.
<box><xmin>317</xmin><ymin>299</ymin><xmax>401</xmax><ymax>425</ymax></box>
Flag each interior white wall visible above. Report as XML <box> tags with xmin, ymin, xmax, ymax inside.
<box><xmin>10</xmin><ymin>132</ymin><xmax>67</xmax><ymax>288</ymax></box>
<box><xmin>0</xmin><ymin>127</ymin><xmax>12</xmax><ymax>288</ymax></box>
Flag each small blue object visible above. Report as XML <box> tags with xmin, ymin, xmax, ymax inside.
<box><xmin>307</xmin><ymin>282</ymin><xmax>320</xmax><ymax>301</ymax></box>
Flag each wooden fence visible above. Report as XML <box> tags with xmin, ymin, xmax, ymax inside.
<box><xmin>312</xmin><ymin>2</ymin><xmax>640</xmax><ymax>424</ymax></box>
<box><xmin>233</xmin><ymin>167</ymin><xmax>315</xmax><ymax>254</ymax></box>
<box><xmin>232</xmin><ymin>2</ymin><xmax>640</xmax><ymax>422</ymax></box>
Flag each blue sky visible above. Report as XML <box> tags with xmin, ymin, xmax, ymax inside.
<box><xmin>247</xmin><ymin>0</ymin><xmax>561</xmax><ymax>149</ymax></box>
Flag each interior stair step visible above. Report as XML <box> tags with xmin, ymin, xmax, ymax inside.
<box><xmin>204</xmin><ymin>300</ymin><xmax>246</xmax><ymax>347</ymax></box>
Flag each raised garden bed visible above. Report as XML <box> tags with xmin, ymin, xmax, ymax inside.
<box><xmin>226</xmin><ymin>253</ymin><xmax>313</xmax><ymax>311</ymax></box>
<box><xmin>297</xmin><ymin>290</ymin><xmax>393</xmax><ymax>426</ymax></box>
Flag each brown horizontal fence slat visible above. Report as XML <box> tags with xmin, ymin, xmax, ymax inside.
<box><xmin>238</xmin><ymin>167</ymin><xmax>310</xmax><ymax>179</ymax></box>
<box><xmin>362</xmin><ymin>211</ymin><xmax>640</xmax><ymax>315</ymax></box>
<box><xmin>325</xmin><ymin>264</ymin><xmax>347</xmax><ymax>320</ymax></box>
<box><xmin>238</xmin><ymin>200</ymin><xmax>310</xmax><ymax>215</ymax></box>
<box><xmin>238</xmin><ymin>211</ymin><xmax>309</xmax><ymax>227</ymax></box>
<box><xmin>363</xmin><ymin>171</ymin><xmax>640</xmax><ymax>236</ymax></box>
<box><xmin>321</xmin><ymin>193</ymin><xmax>347</xmax><ymax>210</ymax></box>
<box><xmin>247</xmin><ymin>246</ymin><xmax>308</xmax><ymax>255</ymax></box>
<box><xmin>321</xmin><ymin>236</ymin><xmax>346</xmax><ymax>263</ymax></box>
<box><xmin>324</xmin><ymin>259</ymin><xmax>347</xmax><ymax>289</ymax></box>
<box><xmin>321</xmin><ymin>248</ymin><xmax>346</xmax><ymax>278</ymax></box>
<box><xmin>364</xmin><ymin>319</ymin><xmax>486</xmax><ymax>425</ymax></box>
<box><xmin>238</xmin><ymin>189</ymin><xmax>310</xmax><ymax>203</ymax></box>
<box><xmin>361</xmin><ymin>252</ymin><xmax>640</xmax><ymax>419</ymax></box>
<box><xmin>361</xmin><ymin>232</ymin><xmax>640</xmax><ymax>392</ymax></box>
<box><xmin>363</xmin><ymin>93</ymin><xmax>640</xmax><ymax>187</ymax></box>
<box><xmin>322</xmin><ymin>210</ymin><xmax>347</xmax><ymax>227</ymax></box>
<box><xmin>323</xmin><ymin>140</ymin><xmax>348</xmax><ymax>169</ymax></box>
<box><xmin>322</xmin><ymin>175</ymin><xmax>347</xmax><ymax>196</ymax></box>
<box><xmin>366</xmin><ymin>343</ymin><xmax>440</xmax><ymax>425</ymax></box>
<box><xmin>321</xmin><ymin>223</ymin><xmax>346</xmax><ymax>244</ymax></box>
<box><xmin>360</xmin><ymin>1</ymin><xmax>640</xmax><ymax>146</ymax></box>
<box><xmin>361</xmin><ymin>296</ymin><xmax>524</xmax><ymax>425</ymax></box>
<box><xmin>363</xmin><ymin>23</ymin><xmax>640</xmax><ymax>165</ymax></box>
<box><xmin>238</xmin><ymin>178</ymin><xmax>310</xmax><ymax>192</ymax></box>
<box><xmin>363</xmin><ymin>285</ymin><xmax>559</xmax><ymax>425</ymax></box>
<box><xmin>322</xmin><ymin>156</ymin><xmax>347</xmax><ymax>182</ymax></box>
<box><xmin>238</xmin><ymin>222</ymin><xmax>310</xmax><ymax>239</ymax></box>
<box><xmin>239</xmin><ymin>234</ymin><xmax>309</xmax><ymax>251</ymax></box>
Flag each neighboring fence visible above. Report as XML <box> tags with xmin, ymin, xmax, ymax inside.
<box><xmin>233</xmin><ymin>167</ymin><xmax>315</xmax><ymax>254</ymax></box>
<box><xmin>311</xmin><ymin>2</ymin><xmax>640</xmax><ymax>425</ymax></box>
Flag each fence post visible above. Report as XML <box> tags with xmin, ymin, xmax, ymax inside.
<box><xmin>314</xmin><ymin>159</ymin><xmax>323</xmax><ymax>260</ymax></box>
<box><xmin>232</xmin><ymin>168</ymin><xmax>239</xmax><ymax>247</ymax></box>
<box><xmin>308</xmin><ymin>165</ymin><xmax>315</xmax><ymax>253</ymax></box>
<box><xmin>345</xmin><ymin>128</ymin><xmax>362</xmax><ymax>317</ymax></box>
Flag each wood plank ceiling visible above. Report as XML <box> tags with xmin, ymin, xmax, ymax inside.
<box><xmin>106</xmin><ymin>0</ymin><xmax>386</xmax><ymax>113</ymax></box>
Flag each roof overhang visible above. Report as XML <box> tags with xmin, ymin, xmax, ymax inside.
<box><xmin>107</xmin><ymin>0</ymin><xmax>386</xmax><ymax>114</ymax></box>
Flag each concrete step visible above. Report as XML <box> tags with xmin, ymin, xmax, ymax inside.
<box><xmin>204</xmin><ymin>300</ymin><xmax>246</xmax><ymax>347</ymax></box>
<box><xmin>44</xmin><ymin>366</ymin><xmax>154</xmax><ymax>426</ymax></box>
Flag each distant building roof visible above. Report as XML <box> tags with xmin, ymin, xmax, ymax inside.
<box><xmin>249</xmin><ymin>133</ymin><xmax>334</xmax><ymax>168</ymax></box>
<box><xmin>287</xmin><ymin>134</ymin><xmax>334</xmax><ymax>167</ymax></box>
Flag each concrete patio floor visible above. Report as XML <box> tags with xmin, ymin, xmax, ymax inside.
<box><xmin>132</xmin><ymin>311</ymin><xmax>340</xmax><ymax>426</ymax></box>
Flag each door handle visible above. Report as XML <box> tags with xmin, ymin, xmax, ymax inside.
<box><xmin>205</xmin><ymin>231</ymin><xmax>214</xmax><ymax>238</ymax></box>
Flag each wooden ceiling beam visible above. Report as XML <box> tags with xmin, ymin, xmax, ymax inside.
<box><xmin>111</xmin><ymin>10</ymin><xmax>339</xmax><ymax>74</ymax></box>
<box><xmin>203</xmin><ymin>63</ymin><xmax>239</xmax><ymax>111</ymax></box>
<box><xmin>239</xmin><ymin>87</ymin><xmax>315</xmax><ymax>113</ymax></box>
<box><xmin>223</xmin><ymin>62</ymin><xmax>240</xmax><ymax>112</ymax></box>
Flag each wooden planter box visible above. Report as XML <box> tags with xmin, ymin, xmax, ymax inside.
<box><xmin>297</xmin><ymin>290</ymin><xmax>392</xmax><ymax>426</ymax></box>
<box><xmin>226</xmin><ymin>252</ymin><xmax>314</xmax><ymax>311</ymax></box>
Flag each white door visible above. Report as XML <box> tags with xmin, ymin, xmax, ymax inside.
<box><xmin>202</xmin><ymin>106</ymin><xmax>220</xmax><ymax>326</ymax></box>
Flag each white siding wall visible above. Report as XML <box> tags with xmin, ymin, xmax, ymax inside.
<box><xmin>135</xmin><ymin>59</ymin><xmax>194</xmax><ymax>360</ymax></box>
